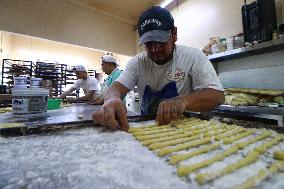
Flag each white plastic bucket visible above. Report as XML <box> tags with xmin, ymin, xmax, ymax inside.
<box><xmin>12</xmin><ymin>88</ymin><xmax>49</xmax><ymax>114</ymax></box>
<box><xmin>30</xmin><ymin>78</ymin><xmax>42</xmax><ymax>88</ymax></box>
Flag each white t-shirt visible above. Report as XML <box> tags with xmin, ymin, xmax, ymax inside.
<box><xmin>116</xmin><ymin>45</ymin><xmax>224</xmax><ymax>114</ymax></box>
<box><xmin>72</xmin><ymin>76</ymin><xmax>98</xmax><ymax>95</ymax></box>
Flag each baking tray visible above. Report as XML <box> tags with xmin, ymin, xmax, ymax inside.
<box><xmin>184</xmin><ymin>111</ymin><xmax>284</xmax><ymax>133</ymax></box>
<box><xmin>0</xmin><ymin>114</ymin><xmax>156</xmax><ymax>137</ymax></box>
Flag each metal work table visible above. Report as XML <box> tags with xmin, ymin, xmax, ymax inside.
<box><xmin>215</xmin><ymin>105</ymin><xmax>284</xmax><ymax>127</ymax></box>
<box><xmin>1</xmin><ymin>105</ymin><xmax>284</xmax><ymax>188</ymax></box>
<box><xmin>0</xmin><ymin>104</ymin><xmax>190</xmax><ymax>189</ymax></box>
<box><xmin>0</xmin><ymin>103</ymin><xmax>139</xmax><ymax>127</ymax></box>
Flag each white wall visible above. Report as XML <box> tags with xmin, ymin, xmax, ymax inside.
<box><xmin>170</xmin><ymin>0</ymin><xmax>243</xmax><ymax>48</ymax></box>
<box><xmin>0</xmin><ymin>0</ymin><xmax>137</xmax><ymax>56</ymax></box>
<box><xmin>170</xmin><ymin>0</ymin><xmax>283</xmax><ymax>49</ymax></box>
<box><xmin>0</xmin><ymin>31</ymin><xmax>131</xmax><ymax>80</ymax></box>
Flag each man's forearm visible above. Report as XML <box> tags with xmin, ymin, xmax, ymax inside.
<box><xmin>105</xmin><ymin>88</ymin><xmax>122</xmax><ymax>101</ymax></box>
<box><xmin>59</xmin><ymin>88</ymin><xmax>75</xmax><ymax>98</ymax></box>
<box><xmin>105</xmin><ymin>82</ymin><xmax>129</xmax><ymax>101</ymax></box>
<box><xmin>74</xmin><ymin>96</ymin><xmax>89</xmax><ymax>101</ymax></box>
<box><xmin>75</xmin><ymin>91</ymin><xmax>96</xmax><ymax>101</ymax></box>
<box><xmin>59</xmin><ymin>91</ymin><xmax>70</xmax><ymax>98</ymax></box>
<box><xmin>179</xmin><ymin>88</ymin><xmax>225</xmax><ymax>112</ymax></box>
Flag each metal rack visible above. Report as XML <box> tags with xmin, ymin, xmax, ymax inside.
<box><xmin>35</xmin><ymin>62</ymin><xmax>67</xmax><ymax>96</ymax></box>
<box><xmin>1</xmin><ymin>60</ymin><xmax>97</xmax><ymax>97</ymax></box>
<box><xmin>65</xmin><ymin>69</ymin><xmax>78</xmax><ymax>97</ymax></box>
<box><xmin>1</xmin><ymin>59</ymin><xmax>34</xmax><ymax>93</ymax></box>
<box><xmin>87</xmin><ymin>69</ymin><xmax>96</xmax><ymax>77</ymax></box>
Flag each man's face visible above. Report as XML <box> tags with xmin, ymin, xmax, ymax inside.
<box><xmin>101</xmin><ymin>62</ymin><xmax>107</xmax><ymax>73</ymax></box>
<box><xmin>101</xmin><ymin>61</ymin><xmax>112</xmax><ymax>75</ymax></box>
<box><xmin>144</xmin><ymin>28</ymin><xmax>177</xmax><ymax>65</ymax></box>
<box><xmin>75</xmin><ymin>71</ymin><xmax>86</xmax><ymax>79</ymax></box>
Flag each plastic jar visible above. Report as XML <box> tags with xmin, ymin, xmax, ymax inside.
<box><xmin>234</xmin><ymin>35</ymin><xmax>244</xmax><ymax>49</ymax></box>
<box><xmin>211</xmin><ymin>44</ymin><xmax>219</xmax><ymax>54</ymax></box>
<box><xmin>12</xmin><ymin>88</ymin><xmax>49</xmax><ymax>114</ymax></box>
<box><xmin>30</xmin><ymin>78</ymin><xmax>43</xmax><ymax>88</ymax></box>
<box><xmin>218</xmin><ymin>38</ymin><xmax>227</xmax><ymax>52</ymax></box>
<box><xmin>226</xmin><ymin>37</ymin><xmax>235</xmax><ymax>51</ymax></box>
<box><xmin>14</xmin><ymin>77</ymin><xmax>27</xmax><ymax>88</ymax></box>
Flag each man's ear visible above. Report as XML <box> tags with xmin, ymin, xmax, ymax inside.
<box><xmin>172</xmin><ymin>27</ymin><xmax>177</xmax><ymax>42</ymax></box>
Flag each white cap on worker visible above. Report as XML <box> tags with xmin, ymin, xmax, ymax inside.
<box><xmin>101</xmin><ymin>54</ymin><xmax>117</xmax><ymax>64</ymax></box>
<box><xmin>73</xmin><ymin>65</ymin><xmax>86</xmax><ymax>72</ymax></box>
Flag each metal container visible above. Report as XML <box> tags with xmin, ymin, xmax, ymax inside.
<box><xmin>13</xmin><ymin>76</ymin><xmax>27</xmax><ymax>88</ymax></box>
<box><xmin>12</xmin><ymin>88</ymin><xmax>49</xmax><ymax>114</ymax></box>
<box><xmin>30</xmin><ymin>78</ymin><xmax>42</xmax><ymax>88</ymax></box>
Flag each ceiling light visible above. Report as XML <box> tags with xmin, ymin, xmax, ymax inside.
<box><xmin>160</xmin><ymin>0</ymin><xmax>174</xmax><ymax>8</ymax></box>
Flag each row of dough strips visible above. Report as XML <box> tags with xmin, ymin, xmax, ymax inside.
<box><xmin>129</xmin><ymin>117</ymin><xmax>284</xmax><ymax>189</ymax></box>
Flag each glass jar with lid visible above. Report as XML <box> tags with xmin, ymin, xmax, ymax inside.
<box><xmin>218</xmin><ymin>38</ymin><xmax>227</xmax><ymax>52</ymax></box>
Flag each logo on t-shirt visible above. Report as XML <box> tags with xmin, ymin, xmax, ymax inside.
<box><xmin>166</xmin><ymin>67</ymin><xmax>185</xmax><ymax>83</ymax></box>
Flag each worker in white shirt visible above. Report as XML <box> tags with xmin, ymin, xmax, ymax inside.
<box><xmin>59</xmin><ymin>65</ymin><xmax>99</xmax><ymax>102</ymax></box>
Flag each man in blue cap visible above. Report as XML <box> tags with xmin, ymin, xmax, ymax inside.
<box><xmin>92</xmin><ymin>6</ymin><xmax>224</xmax><ymax>131</ymax></box>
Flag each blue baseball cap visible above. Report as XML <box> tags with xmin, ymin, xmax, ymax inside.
<box><xmin>138</xmin><ymin>6</ymin><xmax>174</xmax><ymax>44</ymax></box>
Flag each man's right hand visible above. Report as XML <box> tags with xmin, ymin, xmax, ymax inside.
<box><xmin>92</xmin><ymin>98</ymin><xmax>129</xmax><ymax>131</ymax></box>
<box><xmin>89</xmin><ymin>98</ymin><xmax>104</xmax><ymax>105</ymax></box>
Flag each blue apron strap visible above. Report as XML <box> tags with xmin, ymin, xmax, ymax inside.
<box><xmin>141</xmin><ymin>81</ymin><xmax>178</xmax><ymax>115</ymax></box>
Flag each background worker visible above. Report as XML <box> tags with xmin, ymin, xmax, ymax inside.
<box><xmin>59</xmin><ymin>65</ymin><xmax>98</xmax><ymax>102</ymax></box>
<box><xmin>90</xmin><ymin>54</ymin><xmax>122</xmax><ymax>105</ymax></box>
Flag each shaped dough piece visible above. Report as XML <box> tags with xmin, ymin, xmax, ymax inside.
<box><xmin>141</xmin><ymin>132</ymin><xmax>192</xmax><ymax>146</ymax></box>
<box><xmin>0</xmin><ymin>122</ymin><xmax>24</xmax><ymax>129</ymax></box>
<box><xmin>231</xmin><ymin>161</ymin><xmax>284</xmax><ymax>189</ymax></box>
<box><xmin>273</xmin><ymin>150</ymin><xmax>284</xmax><ymax>160</ymax></box>
<box><xmin>133</xmin><ymin>127</ymin><xmax>177</xmax><ymax>137</ymax></box>
<box><xmin>195</xmin><ymin>151</ymin><xmax>260</xmax><ymax>184</ymax></box>
<box><xmin>134</xmin><ymin>119</ymin><xmax>210</xmax><ymax>140</ymax></box>
<box><xmin>177</xmin><ymin>146</ymin><xmax>238</xmax><ymax>177</ymax></box>
<box><xmin>223</xmin><ymin>129</ymin><xmax>255</xmax><ymax>144</ymax></box>
<box><xmin>170</xmin><ymin>142</ymin><xmax>221</xmax><ymax>165</ymax></box>
<box><xmin>187</xmin><ymin>124</ymin><xmax>217</xmax><ymax>134</ymax></box>
<box><xmin>149</xmin><ymin>134</ymin><xmax>203</xmax><ymax>150</ymax></box>
<box><xmin>136</xmin><ymin>130</ymin><xmax>185</xmax><ymax>141</ymax></box>
<box><xmin>0</xmin><ymin>107</ymin><xmax>12</xmax><ymax>113</ymax></box>
<box><xmin>254</xmin><ymin>135</ymin><xmax>284</xmax><ymax>154</ymax></box>
<box><xmin>149</xmin><ymin>125</ymin><xmax>229</xmax><ymax>150</ymax></box>
<box><xmin>141</xmin><ymin>123</ymin><xmax>228</xmax><ymax>146</ymax></box>
<box><xmin>204</xmin><ymin>127</ymin><xmax>234</xmax><ymax>137</ymax></box>
<box><xmin>214</xmin><ymin>127</ymin><xmax>245</xmax><ymax>141</ymax></box>
<box><xmin>176</xmin><ymin>120</ymin><xmax>208</xmax><ymax>129</ymax></box>
<box><xmin>130</xmin><ymin>118</ymin><xmax>201</xmax><ymax>133</ymax></box>
<box><xmin>158</xmin><ymin>138</ymin><xmax>211</xmax><ymax>157</ymax></box>
<box><xmin>128</xmin><ymin>124</ymin><xmax>160</xmax><ymax>133</ymax></box>
<box><xmin>196</xmin><ymin>135</ymin><xmax>284</xmax><ymax>184</ymax></box>
<box><xmin>236</xmin><ymin>131</ymin><xmax>272</xmax><ymax>149</ymax></box>
<box><xmin>231</xmin><ymin>169</ymin><xmax>268</xmax><ymax>189</ymax></box>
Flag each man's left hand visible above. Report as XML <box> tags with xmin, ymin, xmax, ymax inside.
<box><xmin>156</xmin><ymin>98</ymin><xmax>187</xmax><ymax>125</ymax></box>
